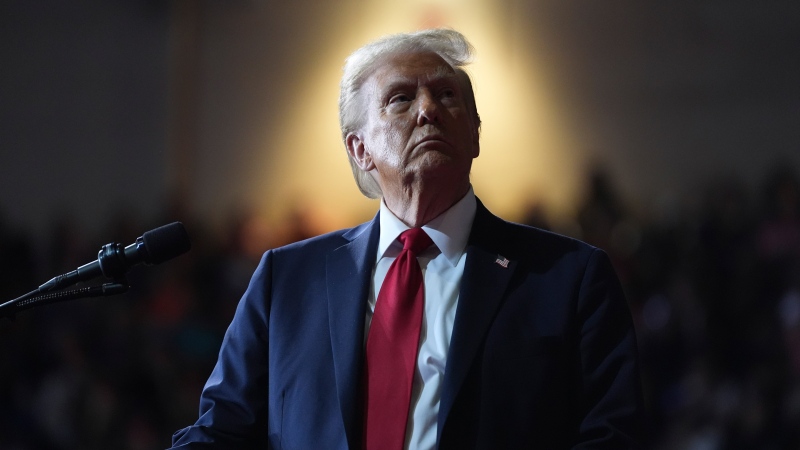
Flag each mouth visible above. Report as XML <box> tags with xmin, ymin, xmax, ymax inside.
<box><xmin>416</xmin><ymin>134</ymin><xmax>449</xmax><ymax>147</ymax></box>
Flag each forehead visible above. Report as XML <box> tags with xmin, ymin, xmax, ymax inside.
<box><xmin>366</xmin><ymin>51</ymin><xmax>457</xmax><ymax>90</ymax></box>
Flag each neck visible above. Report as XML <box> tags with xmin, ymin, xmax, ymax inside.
<box><xmin>382</xmin><ymin>180</ymin><xmax>470</xmax><ymax>228</ymax></box>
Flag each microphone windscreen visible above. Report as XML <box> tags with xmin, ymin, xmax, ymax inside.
<box><xmin>141</xmin><ymin>222</ymin><xmax>191</xmax><ymax>264</ymax></box>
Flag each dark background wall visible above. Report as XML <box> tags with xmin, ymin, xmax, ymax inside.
<box><xmin>1</xmin><ymin>1</ymin><xmax>170</xmax><ymax>238</ymax></box>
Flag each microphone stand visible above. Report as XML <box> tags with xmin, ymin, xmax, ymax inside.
<box><xmin>0</xmin><ymin>278</ymin><xmax>129</xmax><ymax>320</ymax></box>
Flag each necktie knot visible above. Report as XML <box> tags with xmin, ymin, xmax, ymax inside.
<box><xmin>399</xmin><ymin>228</ymin><xmax>433</xmax><ymax>255</ymax></box>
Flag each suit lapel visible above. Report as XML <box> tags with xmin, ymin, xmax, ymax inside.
<box><xmin>323</xmin><ymin>203</ymin><xmax>517</xmax><ymax>447</ymax></box>
<box><xmin>326</xmin><ymin>216</ymin><xmax>380</xmax><ymax>449</ymax></box>
<box><xmin>437</xmin><ymin>202</ymin><xmax>517</xmax><ymax>444</ymax></box>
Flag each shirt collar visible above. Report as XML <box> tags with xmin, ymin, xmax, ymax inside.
<box><xmin>377</xmin><ymin>186</ymin><xmax>476</xmax><ymax>267</ymax></box>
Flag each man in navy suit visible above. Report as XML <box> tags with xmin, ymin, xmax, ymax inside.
<box><xmin>170</xmin><ymin>29</ymin><xmax>644</xmax><ymax>449</ymax></box>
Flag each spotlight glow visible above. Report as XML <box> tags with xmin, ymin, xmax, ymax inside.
<box><xmin>254</xmin><ymin>0</ymin><xmax>580</xmax><ymax>233</ymax></box>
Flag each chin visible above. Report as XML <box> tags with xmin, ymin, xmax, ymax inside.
<box><xmin>414</xmin><ymin>152</ymin><xmax>451</xmax><ymax>171</ymax></box>
<box><xmin>415</xmin><ymin>156</ymin><xmax>470</xmax><ymax>181</ymax></box>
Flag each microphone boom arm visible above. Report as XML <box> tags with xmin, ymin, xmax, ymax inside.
<box><xmin>0</xmin><ymin>280</ymin><xmax>129</xmax><ymax>320</ymax></box>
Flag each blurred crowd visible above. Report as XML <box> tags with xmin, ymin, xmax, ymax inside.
<box><xmin>1</xmin><ymin>160</ymin><xmax>799</xmax><ymax>449</ymax></box>
<box><xmin>576</xmin><ymin>163</ymin><xmax>800</xmax><ymax>449</ymax></box>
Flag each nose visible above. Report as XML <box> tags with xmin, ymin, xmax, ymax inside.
<box><xmin>416</xmin><ymin>90</ymin><xmax>440</xmax><ymax>126</ymax></box>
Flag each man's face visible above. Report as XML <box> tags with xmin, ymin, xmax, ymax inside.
<box><xmin>347</xmin><ymin>52</ymin><xmax>480</xmax><ymax>194</ymax></box>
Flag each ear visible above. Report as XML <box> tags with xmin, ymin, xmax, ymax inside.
<box><xmin>471</xmin><ymin>121</ymin><xmax>480</xmax><ymax>159</ymax></box>
<box><xmin>346</xmin><ymin>132</ymin><xmax>375</xmax><ymax>171</ymax></box>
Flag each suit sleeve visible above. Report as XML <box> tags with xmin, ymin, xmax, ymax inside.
<box><xmin>169</xmin><ymin>252</ymin><xmax>273</xmax><ymax>450</ymax></box>
<box><xmin>573</xmin><ymin>249</ymin><xmax>645</xmax><ymax>449</ymax></box>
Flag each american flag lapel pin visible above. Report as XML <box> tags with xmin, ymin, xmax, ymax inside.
<box><xmin>495</xmin><ymin>255</ymin><xmax>510</xmax><ymax>268</ymax></box>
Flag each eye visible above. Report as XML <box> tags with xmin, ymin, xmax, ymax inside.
<box><xmin>389</xmin><ymin>93</ymin><xmax>411</xmax><ymax>104</ymax></box>
<box><xmin>437</xmin><ymin>87</ymin><xmax>459</xmax><ymax>105</ymax></box>
<box><xmin>440</xmin><ymin>88</ymin><xmax>456</xmax><ymax>98</ymax></box>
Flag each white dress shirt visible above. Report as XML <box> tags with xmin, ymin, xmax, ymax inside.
<box><xmin>366</xmin><ymin>187</ymin><xmax>476</xmax><ymax>450</ymax></box>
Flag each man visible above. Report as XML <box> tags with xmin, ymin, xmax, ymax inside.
<box><xmin>170</xmin><ymin>29</ymin><xmax>644</xmax><ymax>449</ymax></box>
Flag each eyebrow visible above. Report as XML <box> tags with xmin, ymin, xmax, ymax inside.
<box><xmin>429</xmin><ymin>64</ymin><xmax>457</xmax><ymax>79</ymax></box>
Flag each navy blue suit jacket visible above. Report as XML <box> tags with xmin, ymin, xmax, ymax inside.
<box><xmin>171</xmin><ymin>200</ymin><xmax>644</xmax><ymax>449</ymax></box>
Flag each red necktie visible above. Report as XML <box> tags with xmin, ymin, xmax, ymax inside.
<box><xmin>364</xmin><ymin>228</ymin><xmax>433</xmax><ymax>450</ymax></box>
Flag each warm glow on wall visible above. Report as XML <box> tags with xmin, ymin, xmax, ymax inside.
<box><xmin>253</xmin><ymin>0</ymin><xmax>580</xmax><ymax>233</ymax></box>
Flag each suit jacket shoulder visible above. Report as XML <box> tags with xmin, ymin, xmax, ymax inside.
<box><xmin>438</xmin><ymin>200</ymin><xmax>644</xmax><ymax>448</ymax></box>
<box><xmin>170</xmin><ymin>215</ymin><xmax>380</xmax><ymax>450</ymax></box>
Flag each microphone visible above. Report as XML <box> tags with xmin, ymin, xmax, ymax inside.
<box><xmin>38</xmin><ymin>222</ymin><xmax>191</xmax><ymax>293</ymax></box>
